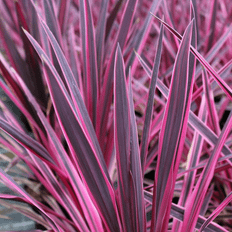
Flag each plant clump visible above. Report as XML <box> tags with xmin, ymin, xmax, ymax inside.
<box><xmin>0</xmin><ymin>0</ymin><xmax>232</xmax><ymax>231</ymax></box>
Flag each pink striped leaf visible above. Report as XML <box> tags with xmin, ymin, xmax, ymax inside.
<box><xmin>15</xmin><ymin>68</ymin><xmax>104</xmax><ymax>232</ymax></box>
<box><xmin>95</xmin><ymin>0</ymin><xmax>108</xmax><ymax>83</ymax></box>
<box><xmin>114</xmin><ymin>44</ymin><xmax>132</xmax><ymax>231</ymax></box>
<box><xmin>205</xmin><ymin>0</ymin><xmax>217</xmax><ymax>52</ymax></box>
<box><xmin>76</xmin><ymin>0</ymin><xmax>98</xmax><ymax>127</ymax></box>
<box><xmin>151</xmin><ymin>21</ymin><xmax>193</xmax><ymax>232</ymax></box>
<box><xmin>34</xmin><ymin>0</ymin><xmax>65</xmax><ymax>84</ymax></box>
<box><xmin>173</xmin><ymin>95</ymin><xmax>207</xmax><ymax>231</ymax></box>
<box><xmin>58</xmin><ymin>0</ymin><xmax>71</xmax><ymax>35</ymax></box>
<box><xmin>67</xmin><ymin>25</ymin><xmax>83</xmax><ymax>90</ymax></box>
<box><xmin>96</xmin><ymin>0</ymin><xmax>138</xmax><ymax>150</ymax></box>
<box><xmin>197</xmin><ymin>23</ymin><xmax>232</xmax><ymax>75</ymax></box>
<box><xmin>128</xmin><ymin>69</ymin><xmax>146</xmax><ymax>232</ymax></box>
<box><xmin>43</xmin><ymin>0</ymin><xmax>62</xmax><ymax>46</ymax></box>
<box><xmin>23</xmin><ymin>29</ymin><xmax>120</xmax><ymax>232</ymax></box>
<box><xmin>140</xmin><ymin>24</ymin><xmax>163</xmax><ymax>174</ymax></box>
<box><xmin>15</xmin><ymin>1</ymin><xmax>47</xmax><ymax>108</ymax></box>
<box><xmin>202</xmin><ymin>68</ymin><xmax>220</xmax><ymax>135</ymax></box>
<box><xmin>126</xmin><ymin>0</ymin><xmax>162</xmax><ymax>74</ymax></box>
<box><xmin>23</xmin><ymin>21</ymin><xmax>108</xmax><ymax>174</ymax></box>
<box><xmin>0</xmin><ymin>45</ymin><xmax>46</xmax><ymax>137</ymax></box>
<box><xmin>37</xmin><ymin>19</ymin><xmax>107</xmax><ymax>173</ymax></box>
<box><xmin>104</xmin><ymin>0</ymin><xmax>122</xmax><ymax>41</ymax></box>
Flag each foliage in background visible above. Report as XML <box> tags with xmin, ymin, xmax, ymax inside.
<box><xmin>0</xmin><ymin>0</ymin><xmax>232</xmax><ymax>231</ymax></box>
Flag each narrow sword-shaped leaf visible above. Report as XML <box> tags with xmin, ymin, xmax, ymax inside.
<box><xmin>0</xmin><ymin>40</ymin><xmax>47</xmax><ymax>138</ymax></box>
<box><xmin>0</xmin><ymin>17</ymin><xmax>45</xmax><ymax>114</ymax></box>
<box><xmin>104</xmin><ymin>0</ymin><xmax>122</xmax><ymax>42</ymax></box>
<box><xmin>23</xmin><ymin>29</ymin><xmax>120</xmax><ymax>232</ymax></box>
<box><xmin>45</xmin><ymin>60</ymin><xmax>119</xmax><ymax>232</ymax></box>
<box><xmin>76</xmin><ymin>0</ymin><xmax>98</xmax><ymax>127</ymax></box>
<box><xmin>205</xmin><ymin>0</ymin><xmax>217</xmax><ymax>52</ymax></box>
<box><xmin>114</xmin><ymin>44</ymin><xmax>132</xmax><ymax>231</ymax></box>
<box><xmin>23</xmin><ymin>24</ymin><xmax>109</xmax><ymax>178</ymax></box>
<box><xmin>172</xmin><ymin>17</ymin><xmax>198</xmax><ymax>230</ymax></box>
<box><xmin>27</xmin><ymin>0</ymin><xmax>41</xmax><ymax>43</ymax></box>
<box><xmin>58</xmin><ymin>0</ymin><xmax>71</xmax><ymax>35</ymax></box>
<box><xmin>125</xmin><ymin>0</ymin><xmax>162</xmax><ymax>75</ymax></box>
<box><xmin>0</xmin><ymin>54</ymin><xmax>25</xmax><ymax>102</ymax></box>
<box><xmin>67</xmin><ymin>25</ymin><xmax>83</xmax><ymax>90</ymax></box>
<box><xmin>173</xmin><ymin>95</ymin><xmax>207</xmax><ymax>231</ymax></box>
<box><xmin>177</xmin><ymin>152</ymin><xmax>232</xmax><ymax>179</ymax></box>
<box><xmin>31</xmin><ymin>0</ymin><xmax>62</xmax><ymax>64</ymax></box>
<box><xmin>200</xmin><ymin>184</ymin><xmax>215</xmax><ymax>216</ymax></box>
<box><xmin>31</xmin><ymin>0</ymin><xmax>66</xmax><ymax>86</ymax></box>
<box><xmin>29</xmin><ymin>157</ymin><xmax>94</xmax><ymax>231</ymax></box>
<box><xmin>128</xmin><ymin>68</ymin><xmax>146</xmax><ymax>232</ymax></box>
<box><xmin>96</xmin><ymin>0</ymin><xmax>138</xmax><ymax>150</ymax></box>
<box><xmin>43</xmin><ymin>0</ymin><xmax>62</xmax><ymax>46</ymax></box>
<box><xmin>15</xmin><ymin>1</ymin><xmax>47</xmax><ymax>108</ymax></box>
<box><xmin>189</xmin><ymin>112</ymin><xmax>232</xmax><ymax>156</ymax></box>
<box><xmin>95</xmin><ymin>0</ymin><xmax>109</xmax><ymax>84</ymax></box>
<box><xmin>16</xmin><ymin>69</ymin><xmax>104</xmax><ymax>232</ymax></box>
<box><xmin>191</xmin><ymin>0</ymin><xmax>199</xmax><ymax>44</ymax></box>
<box><xmin>202</xmin><ymin>68</ymin><xmax>220</xmax><ymax>135</ymax></box>
<box><xmin>20</xmin><ymin>157</ymin><xmax>89</xmax><ymax>231</ymax></box>
<box><xmin>140</xmin><ymin>24</ymin><xmax>163</xmax><ymax>174</ymax></box>
<box><xmin>151</xmin><ymin>21</ymin><xmax>193</xmax><ymax>232</ymax></box>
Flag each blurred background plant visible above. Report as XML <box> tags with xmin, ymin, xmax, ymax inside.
<box><xmin>0</xmin><ymin>0</ymin><xmax>232</xmax><ymax>231</ymax></box>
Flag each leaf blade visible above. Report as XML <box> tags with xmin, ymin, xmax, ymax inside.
<box><xmin>151</xmin><ymin>21</ymin><xmax>193</xmax><ymax>232</ymax></box>
<box><xmin>114</xmin><ymin>44</ymin><xmax>131</xmax><ymax>231</ymax></box>
<box><xmin>23</xmin><ymin>28</ymin><xmax>120</xmax><ymax>232</ymax></box>
<box><xmin>140</xmin><ymin>24</ymin><xmax>163</xmax><ymax>174</ymax></box>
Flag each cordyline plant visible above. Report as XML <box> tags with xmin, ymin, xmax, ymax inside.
<box><xmin>0</xmin><ymin>0</ymin><xmax>232</xmax><ymax>231</ymax></box>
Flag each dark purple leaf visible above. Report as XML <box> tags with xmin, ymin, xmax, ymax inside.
<box><xmin>23</xmin><ymin>28</ymin><xmax>120</xmax><ymax>232</ymax></box>
<box><xmin>128</xmin><ymin>69</ymin><xmax>146</xmax><ymax>232</ymax></box>
<box><xmin>78</xmin><ymin>0</ymin><xmax>99</xmax><ymax>127</ymax></box>
<box><xmin>114</xmin><ymin>44</ymin><xmax>132</xmax><ymax>231</ymax></box>
<box><xmin>140</xmin><ymin>24</ymin><xmax>163</xmax><ymax>174</ymax></box>
<box><xmin>151</xmin><ymin>21</ymin><xmax>193</xmax><ymax>232</ymax></box>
